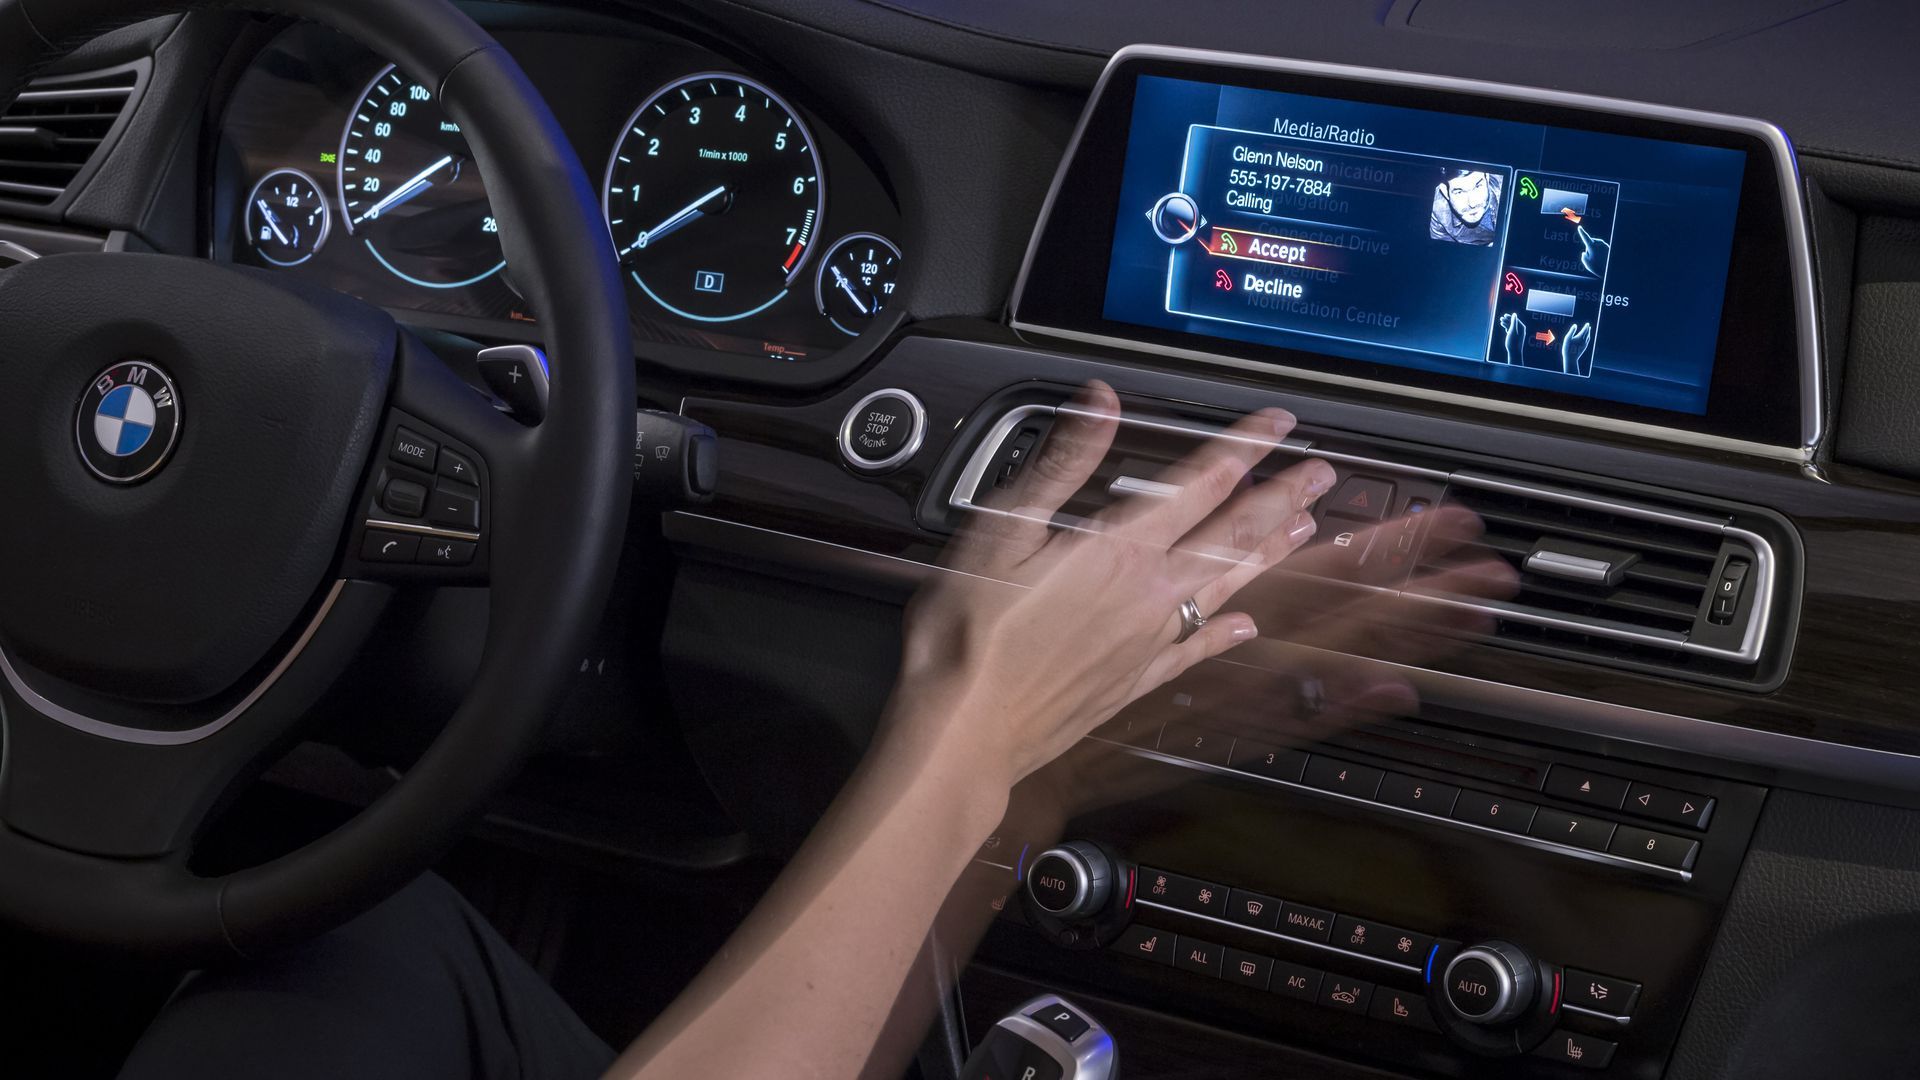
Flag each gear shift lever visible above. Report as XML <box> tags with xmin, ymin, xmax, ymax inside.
<box><xmin>959</xmin><ymin>994</ymin><xmax>1116</xmax><ymax>1080</ymax></box>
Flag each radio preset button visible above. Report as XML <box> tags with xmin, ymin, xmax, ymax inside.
<box><xmin>1227</xmin><ymin>739</ymin><xmax>1308</xmax><ymax>782</ymax></box>
<box><xmin>1302</xmin><ymin>755</ymin><xmax>1385</xmax><ymax>799</ymax></box>
<box><xmin>1608</xmin><ymin>826</ymin><xmax>1700</xmax><ymax>870</ymax></box>
<box><xmin>1453</xmin><ymin>789</ymin><xmax>1538</xmax><ymax>835</ymax></box>
<box><xmin>1529</xmin><ymin>808</ymin><xmax>1615</xmax><ymax>852</ymax></box>
<box><xmin>1377</xmin><ymin>771</ymin><xmax>1461</xmax><ymax>816</ymax></box>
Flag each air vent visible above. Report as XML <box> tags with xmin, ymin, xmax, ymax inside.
<box><xmin>0</xmin><ymin>62</ymin><xmax>144</xmax><ymax>208</ymax></box>
<box><xmin>1413</xmin><ymin>473</ymin><xmax>1778</xmax><ymax>677</ymax></box>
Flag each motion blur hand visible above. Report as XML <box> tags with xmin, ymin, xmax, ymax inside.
<box><xmin>890</xmin><ymin>381</ymin><xmax>1336</xmax><ymax>791</ymax></box>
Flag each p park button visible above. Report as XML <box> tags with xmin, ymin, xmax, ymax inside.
<box><xmin>838</xmin><ymin>388</ymin><xmax>926</xmax><ymax>472</ymax></box>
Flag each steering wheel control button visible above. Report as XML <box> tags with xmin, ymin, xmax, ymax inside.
<box><xmin>1173</xmin><ymin>936</ymin><xmax>1224</xmax><ymax>978</ymax></box>
<box><xmin>1302</xmin><ymin>755</ymin><xmax>1385</xmax><ymax>800</ymax></box>
<box><xmin>1277</xmin><ymin>902</ymin><xmax>1336</xmax><ymax>943</ymax></box>
<box><xmin>1607</xmin><ymin>825</ymin><xmax>1700</xmax><ymax>870</ymax></box>
<box><xmin>416</xmin><ymin>538</ymin><xmax>476</xmax><ymax>567</ymax></box>
<box><xmin>427</xmin><ymin>486</ymin><xmax>481</xmax><ymax>532</ymax></box>
<box><xmin>1328</xmin><ymin>475</ymin><xmax>1394</xmax><ymax>522</ymax></box>
<box><xmin>1109</xmin><ymin>923</ymin><xmax>1174</xmax><ymax>965</ymax></box>
<box><xmin>1139</xmin><ymin>868</ymin><xmax>1229</xmax><ymax>919</ymax></box>
<box><xmin>1370</xmin><ymin>988</ymin><xmax>1440</xmax><ymax>1032</ymax></box>
<box><xmin>1533</xmin><ymin>1030</ymin><xmax>1617</xmax><ymax>1069</ymax></box>
<box><xmin>838</xmin><ymin>388</ymin><xmax>926</xmax><ymax>472</ymax></box>
<box><xmin>390</xmin><ymin>427</ymin><xmax>438</xmax><ymax>471</ymax></box>
<box><xmin>437</xmin><ymin>449</ymin><xmax>478</xmax><ymax>484</ymax></box>
<box><xmin>1026</xmin><ymin>1002</ymin><xmax>1092</xmax><ymax>1043</ymax></box>
<box><xmin>361</xmin><ymin>530</ymin><xmax>421</xmax><ymax>563</ymax></box>
<box><xmin>381</xmin><ymin>478</ymin><xmax>428</xmax><ymax>518</ymax></box>
<box><xmin>1544</xmin><ymin>765</ymin><xmax>1631</xmax><ymax>810</ymax></box>
<box><xmin>1452</xmin><ymin>790</ymin><xmax>1538</xmax><ymax>835</ymax></box>
<box><xmin>476</xmin><ymin>344</ymin><xmax>551</xmax><ymax>423</ymax></box>
<box><xmin>75</xmin><ymin>360</ymin><xmax>182</xmax><ymax>484</ymax></box>
<box><xmin>1225</xmin><ymin>888</ymin><xmax>1282</xmax><ymax>932</ymax></box>
<box><xmin>1319</xmin><ymin>976</ymin><xmax>1374</xmax><ymax>1015</ymax></box>
<box><xmin>1529</xmin><ymin>808</ymin><xmax>1615</xmax><ymax>852</ymax></box>
<box><xmin>1222</xmin><ymin>947</ymin><xmax>1273</xmax><ymax>990</ymax></box>
<box><xmin>1624</xmin><ymin>782</ymin><xmax>1716</xmax><ymax>829</ymax></box>
<box><xmin>1563</xmin><ymin>970</ymin><xmax>1642</xmax><ymax>1017</ymax></box>
<box><xmin>1377</xmin><ymin>772</ymin><xmax>1462</xmax><ymax>816</ymax></box>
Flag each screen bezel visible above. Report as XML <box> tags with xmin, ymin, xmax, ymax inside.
<box><xmin>1011</xmin><ymin>47</ymin><xmax>1819</xmax><ymax>457</ymax></box>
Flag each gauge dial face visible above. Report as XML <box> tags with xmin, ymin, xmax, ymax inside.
<box><xmin>603</xmin><ymin>73</ymin><xmax>826</xmax><ymax>323</ymax></box>
<box><xmin>246</xmin><ymin>168</ymin><xmax>330</xmax><ymax>267</ymax></box>
<box><xmin>336</xmin><ymin>64</ymin><xmax>505</xmax><ymax>289</ymax></box>
<box><xmin>814</xmin><ymin>232</ymin><xmax>901</xmax><ymax>336</ymax></box>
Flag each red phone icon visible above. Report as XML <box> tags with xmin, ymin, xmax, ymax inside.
<box><xmin>1502</xmin><ymin>270</ymin><xmax>1526</xmax><ymax>295</ymax></box>
<box><xmin>1214</xmin><ymin>268</ymin><xmax>1233</xmax><ymax>291</ymax></box>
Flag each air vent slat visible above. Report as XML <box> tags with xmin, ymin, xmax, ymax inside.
<box><xmin>0</xmin><ymin>65</ymin><xmax>139</xmax><ymax>207</ymax></box>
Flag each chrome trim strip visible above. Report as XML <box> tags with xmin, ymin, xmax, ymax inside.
<box><xmin>1005</xmin><ymin>45</ymin><xmax>1823</xmax><ymax>462</ymax></box>
<box><xmin>1101</xmin><ymin>736</ymin><xmax>1691</xmax><ymax>882</ymax></box>
<box><xmin>1562</xmin><ymin>1003</ymin><xmax>1633</xmax><ymax>1026</ymax></box>
<box><xmin>0</xmin><ymin>580</ymin><xmax>346</xmax><ymax>746</ymax></box>
<box><xmin>364</xmin><ymin>518</ymin><xmax>482</xmax><ymax>542</ymax></box>
<box><xmin>0</xmin><ymin>239</ymin><xmax>41</xmax><ymax>264</ymax></box>
<box><xmin>1135</xmin><ymin>899</ymin><xmax>1428</xmax><ymax>974</ymax></box>
<box><xmin>13</xmin><ymin>86</ymin><xmax>135</xmax><ymax>103</ymax></box>
<box><xmin>838</xmin><ymin>388</ymin><xmax>927</xmax><ymax>472</ymax></box>
<box><xmin>660</xmin><ymin>512</ymin><xmax>1920</xmax><ymax>794</ymax></box>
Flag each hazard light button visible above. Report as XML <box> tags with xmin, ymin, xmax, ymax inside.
<box><xmin>1327</xmin><ymin>475</ymin><xmax>1394</xmax><ymax>521</ymax></box>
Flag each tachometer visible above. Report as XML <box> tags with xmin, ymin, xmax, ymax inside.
<box><xmin>336</xmin><ymin>64</ymin><xmax>505</xmax><ymax>289</ymax></box>
<box><xmin>602</xmin><ymin>73</ymin><xmax>825</xmax><ymax>323</ymax></box>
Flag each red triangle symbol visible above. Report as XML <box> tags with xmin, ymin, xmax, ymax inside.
<box><xmin>1348</xmin><ymin>491</ymin><xmax>1370</xmax><ymax>508</ymax></box>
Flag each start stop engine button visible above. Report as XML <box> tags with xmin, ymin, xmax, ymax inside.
<box><xmin>838</xmin><ymin>388</ymin><xmax>926</xmax><ymax>472</ymax></box>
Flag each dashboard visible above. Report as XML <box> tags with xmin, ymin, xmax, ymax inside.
<box><xmin>210</xmin><ymin>20</ymin><xmax>906</xmax><ymax>372</ymax></box>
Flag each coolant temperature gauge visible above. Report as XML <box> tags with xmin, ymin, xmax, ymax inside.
<box><xmin>814</xmin><ymin>232</ymin><xmax>901</xmax><ymax>336</ymax></box>
<box><xmin>245</xmin><ymin>168</ymin><xmax>330</xmax><ymax>267</ymax></box>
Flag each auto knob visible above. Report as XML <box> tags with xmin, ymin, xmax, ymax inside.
<box><xmin>1440</xmin><ymin>941</ymin><xmax>1538</xmax><ymax>1026</ymax></box>
<box><xmin>1024</xmin><ymin>841</ymin><xmax>1116</xmax><ymax>921</ymax></box>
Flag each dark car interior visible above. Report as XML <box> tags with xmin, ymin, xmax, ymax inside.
<box><xmin>6</xmin><ymin>1</ymin><xmax>1920</xmax><ymax>1077</ymax></box>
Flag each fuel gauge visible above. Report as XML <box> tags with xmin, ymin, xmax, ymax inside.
<box><xmin>245</xmin><ymin>168</ymin><xmax>330</xmax><ymax>267</ymax></box>
<box><xmin>815</xmin><ymin>232</ymin><xmax>901</xmax><ymax>336</ymax></box>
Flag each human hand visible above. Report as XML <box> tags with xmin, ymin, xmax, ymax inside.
<box><xmin>1562</xmin><ymin>321</ymin><xmax>1594</xmax><ymax>375</ymax></box>
<box><xmin>889</xmin><ymin>381</ymin><xmax>1333</xmax><ymax>791</ymax></box>
<box><xmin>1497</xmin><ymin>312</ymin><xmax>1526</xmax><ymax>365</ymax></box>
<box><xmin>1577</xmin><ymin>225</ymin><xmax>1610</xmax><ymax>277</ymax></box>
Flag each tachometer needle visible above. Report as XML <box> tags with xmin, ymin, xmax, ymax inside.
<box><xmin>831</xmin><ymin>265</ymin><xmax>871</xmax><ymax>316</ymax></box>
<box><xmin>256</xmin><ymin>199</ymin><xmax>292</xmax><ymax>246</ymax></box>
<box><xmin>621</xmin><ymin>185</ymin><xmax>729</xmax><ymax>257</ymax></box>
<box><xmin>353</xmin><ymin>153</ymin><xmax>455</xmax><ymax>226</ymax></box>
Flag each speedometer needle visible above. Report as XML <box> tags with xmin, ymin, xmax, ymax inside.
<box><xmin>621</xmin><ymin>185</ymin><xmax>730</xmax><ymax>257</ymax></box>
<box><xmin>353</xmin><ymin>153</ymin><xmax>455</xmax><ymax>226</ymax></box>
<box><xmin>256</xmin><ymin>199</ymin><xmax>292</xmax><ymax>246</ymax></box>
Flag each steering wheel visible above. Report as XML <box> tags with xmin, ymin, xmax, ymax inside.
<box><xmin>0</xmin><ymin>0</ymin><xmax>633</xmax><ymax>958</ymax></box>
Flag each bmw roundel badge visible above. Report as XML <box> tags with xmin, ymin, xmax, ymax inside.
<box><xmin>76</xmin><ymin>360</ymin><xmax>181</xmax><ymax>483</ymax></box>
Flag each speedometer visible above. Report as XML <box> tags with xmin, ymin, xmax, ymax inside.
<box><xmin>336</xmin><ymin>64</ymin><xmax>506</xmax><ymax>290</ymax></box>
<box><xmin>602</xmin><ymin>73</ymin><xmax>825</xmax><ymax>323</ymax></box>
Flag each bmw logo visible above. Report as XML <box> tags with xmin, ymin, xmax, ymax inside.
<box><xmin>75</xmin><ymin>360</ymin><xmax>181</xmax><ymax>483</ymax></box>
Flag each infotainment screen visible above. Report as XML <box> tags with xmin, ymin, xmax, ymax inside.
<box><xmin>1013</xmin><ymin>50</ymin><xmax>1814</xmax><ymax>453</ymax></box>
<box><xmin>1106</xmin><ymin>75</ymin><xmax>1744</xmax><ymax>416</ymax></box>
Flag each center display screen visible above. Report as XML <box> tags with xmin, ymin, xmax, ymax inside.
<box><xmin>1102</xmin><ymin>75</ymin><xmax>1747</xmax><ymax>416</ymax></box>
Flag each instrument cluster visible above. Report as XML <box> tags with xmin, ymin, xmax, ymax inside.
<box><xmin>212</xmin><ymin>21</ymin><xmax>905</xmax><ymax>369</ymax></box>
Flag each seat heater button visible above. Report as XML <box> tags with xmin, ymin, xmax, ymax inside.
<box><xmin>381</xmin><ymin>478</ymin><xmax>427</xmax><ymax>518</ymax></box>
<box><xmin>1370</xmin><ymin>987</ymin><xmax>1439</xmax><ymax>1031</ymax></box>
<box><xmin>1109</xmin><ymin>923</ymin><xmax>1173</xmax><ymax>966</ymax></box>
<box><xmin>1532</xmin><ymin>1030</ymin><xmax>1617</xmax><ymax>1069</ymax></box>
<box><xmin>389</xmin><ymin>427</ymin><xmax>437</xmax><ymax>471</ymax></box>
<box><xmin>415</xmin><ymin>538</ymin><xmax>475</xmax><ymax>567</ymax></box>
<box><xmin>428</xmin><ymin>485</ymin><xmax>481</xmax><ymax>531</ymax></box>
<box><xmin>361</xmin><ymin>530</ymin><xmax>419</xmax><ymax>563</ymax></box>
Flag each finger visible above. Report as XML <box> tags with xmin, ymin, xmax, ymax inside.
<box><xmin>1169</xmin><ymin>454</ymin><xmax>1334</xmax><ymax>583</ymax></box>
<box><xmin>1185</xmin><ymin>504</ymin><xmax>1319</xmax><ymax>618</ymax></box>
<box><xmin>1108</xmin><ymin>410</ymin><xmax>1321</xmax><ymax>549</ymax></box>
<box><xmin>949</xmin><ymin>381</ymin><xmax>1119</xmax><ymax>570</ymax></box>
<box><xmin>1138</xmin><ymin>611</ymin><xmax>1259</xmax><ymax>691</ymax></box>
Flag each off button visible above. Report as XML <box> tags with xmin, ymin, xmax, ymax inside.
<box><xmin>838</xmin><ymin>389</ymin><xmax>926</xmax><ymax>472</ymax></box>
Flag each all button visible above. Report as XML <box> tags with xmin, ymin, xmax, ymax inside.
<box><xmin>838</xmin><ymin>389</ymin><xmax>926</xmax><ymax>472</ymax></box>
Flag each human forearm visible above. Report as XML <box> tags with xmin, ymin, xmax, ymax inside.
<box><xmin>606</xmin><ymin>696</ymin><xmax>1008</xmax><ymax>1080</ymax></box>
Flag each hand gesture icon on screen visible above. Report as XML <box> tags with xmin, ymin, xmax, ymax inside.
<box><xmin>1562</xmin><ymin>321</ymin><xmax>1594</xmax><ymax>377</ymax></box>
<box><xmin>1577</xmin><ymin>225</ymin><xmax>1610</xmax><ymax>278</ymax></box>
<box><xmin>1496</xmin><ymin>312</ymin><xmax>1526</xmax><ymax>365</ymax></box>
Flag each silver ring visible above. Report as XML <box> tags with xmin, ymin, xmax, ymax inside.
<box><xmin>1173</xmin><ymin>597</ymin><xmax>1207</xmax><ymax>644</ymax></box>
